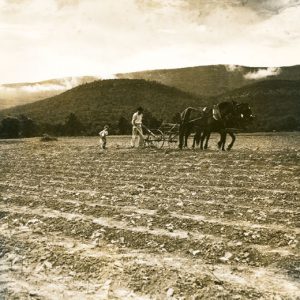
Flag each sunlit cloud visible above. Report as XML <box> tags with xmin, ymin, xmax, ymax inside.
<box><xmin>0</xmin><ymin>75</ymin><xmax>99</xmax><ymax>109</ymax></box>
<box><xmin>244</xmin><ymin>67</ymin><xmax>282</xmax><ymax>80</ymax></box>
<box><xmin>225</xmin><ymin>65</ymin><xmax>243</xmax><ymax>72</ymax></box>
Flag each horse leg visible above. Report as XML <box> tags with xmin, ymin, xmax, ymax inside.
<box><xmin>184</xmin><ymin>129</ymin><xmax>189</xmax><ymax>148</ymax></box>
<box><xmin>178</xmin><ymin>126</ymin><xmax>184</xmax><ymax>149</ymax></box>
<box><xmin>196</xmin><ymin>132</ymin><xmax>201</xmax><ymax>146</ymax></box>
<box><xmin>184</xmin><ymin>132</ymin><xmax>189</xmax><ymax>148</ymax></box>
<box><xmin>204</xmin><ymin>132</ymin><xmax>210</xmax><ymax>149</ymax></box>
<box><xmin>200</xmin><ymin>131</ymin><xmax>207</xmax><ymax>150</ymax></box>
<box><xmin>188</xmin><ymin>124</ymin><xmax>194</xmax><ymax>148</ymax></box>
<box><xmin>193</xmin><ymin>130</ymin><xmax>200</xmax><ymax>148</ymax></box>
<box><xmin>227</xmin><ymin>131</ymin><xmax>236</xmax><ymax>151</ymax></box>
<box><xmin>221</xmin><ymin>131</ymin><xmax>226</xmax><ymax>151</ymax></box>
<box><xmin>217</xmin><ymin>133</ymin><xmax>222</xmax><ymax>149</ymax></box>
<box><xmin>185</xmin><ymin>124</ymin><xmax>194</xmax><ymax>148</ymax></box>
<box><xmin>192</xmin><ymin>135</ymin><xmax>196</xmax><ymax>148</ymax></box>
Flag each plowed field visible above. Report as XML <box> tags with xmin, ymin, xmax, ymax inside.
<box><xmin>0</xmin><ymin>134</ymin><xmax>299</xmax><ymax>299</ymax></box>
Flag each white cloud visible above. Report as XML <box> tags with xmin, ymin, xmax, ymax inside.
<box><xmin>244</xmin><ymin>67</ymin><xmax>282</xmax><ymax>80</ymax></box>
<box><xmin>20</xmin><ymin>84</ymin><xmax>66</xmax><ymax>92</ymax></box>
<box><xmin>0</xmin><ymin>76</ymin><xmax>99</xmax><ymax>97</ymax></box>
<box><xmin>225</xmin><ymin>65</ymin><xmax>243</xmax><ymax>72</ymax></box>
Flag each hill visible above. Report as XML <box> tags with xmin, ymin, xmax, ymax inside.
<box><xmin>217</xmin><ymin>80</ymin><xmax>300</xmax><ymax>131</ymax></box>
<box><xmin>0</xmin><ymin>79</ymin><xmax>299</xmax><ymax>135</ymax></box>
<box><xmin>0</xmin><ymin>79</ymin><xmax>201</xmax><ymax>133</ymax></box>
<box><xmin>117</xmin><ymin>64</ymin><xmax>300</xmax><ymax>97</ymax></box>
<box><xmin>0</xmin><ymin>76</ymin><xmax>99</xmax><ymax>110</ymax></box>
<box><xmin>2</xmin><ymin>64</ymin><xmax>300</xmax><ymax>111</ymax></box>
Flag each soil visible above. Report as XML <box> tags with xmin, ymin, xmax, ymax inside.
<box><xmin>0</xmin><ymin>134</ymin><xmax>299</xmax><ymax>299</ymax></box>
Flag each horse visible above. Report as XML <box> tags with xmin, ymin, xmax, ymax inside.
<box><xmin>178</xmin><ymin>106</ymin><xmax>207</xmax><ymax>149</ymax></box>
<box><xmin>193</xmin><ymin>102</ymin><xmax>254</xmax><ymax>151</ymax></box>
<box><xmin>192</xmin><ymin>121</ymin><xmax>238</xmax><ymax>150</ymax></box>
<box><xmin>179</xmin><ymin>101</ymin><xmax>253</xmax><ymax>151</ymax></box>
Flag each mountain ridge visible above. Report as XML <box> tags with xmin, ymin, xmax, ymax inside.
<box><xmin>1</xmin><ymin>64</ymin><xmax>300</xmax><ymax>110</ymax></box>
<box><xmin>116</xmin><ymin>64</ymin><xmax>300</xmax><ymax>96</ymax></box>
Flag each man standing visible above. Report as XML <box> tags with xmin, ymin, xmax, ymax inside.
<box><xmin>131</xmin><ymin>107</ymin><xmax>144</xmax><ymax>148</ymax></box>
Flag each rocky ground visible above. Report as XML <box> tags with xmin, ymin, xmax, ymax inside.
<box><xmin>0</xmin><ymin>134</ymin><xmax>299</xmax><ymax>299</ymax></box>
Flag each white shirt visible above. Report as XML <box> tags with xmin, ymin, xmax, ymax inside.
<box><xmin>99</xmin><ymin>129</ymin><xmax>108</xmax><ymax>138</ymax></box>
<box><xmin>132</xmin><ymin>112</ymin><xmax>143</xmax><ymax>126</ymax></box>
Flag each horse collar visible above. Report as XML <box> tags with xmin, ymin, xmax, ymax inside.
<box><xmin>213</xmin><ymin>105</ymin><xmax>222</xmax><ymax>121</ymax></box>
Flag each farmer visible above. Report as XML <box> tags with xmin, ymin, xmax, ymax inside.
<box><xmin>131</xmin><ymin>107</ymin><xmax>144</xmax><ymax>148</ymax></box>
<box><xmin>99</xmin><ymin>125</ymin><xmax>109</xmax><ymax>149</ymax></box>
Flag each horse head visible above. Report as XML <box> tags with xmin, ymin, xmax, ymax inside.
<box><xmin>236</xmin><ymin>103</ymin><xmax>254</xmax><ymax>122</ymax></box>
<box><xmin>218</xmin><ymin>101</ymin><xmax>253</xmax><ymax>128</ymax></box>
<box><xmin>231</xmin><ymin>102</ymin><xmax>254</xmax><ymax>129</ymax></box>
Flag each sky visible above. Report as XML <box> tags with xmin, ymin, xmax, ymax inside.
<box><xmin>0</xmin><ymin>0</ymin><xmax>300</xmax><ymax>83</ymax></box>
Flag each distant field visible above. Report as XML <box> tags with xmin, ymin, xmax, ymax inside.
<box><xmin>0</xmin><ymin>134</ymin><xmax>299</xmax><ymax>299</ymax></box>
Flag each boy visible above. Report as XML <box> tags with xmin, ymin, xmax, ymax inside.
<box><xmin>131</xmin><ymin>107</ymin><xmax>144</xmax><ymax>148</ymax></box>
<box><xmin>99</xmin><ymin>125</ymin><xmax>109</xmax><ymax>149</ymax></box>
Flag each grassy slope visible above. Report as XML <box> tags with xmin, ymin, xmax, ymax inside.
<box><xmin>0</xmin><ymin>79</ymin><xmax>299</xmax><ymax>131</ymax></box>
<box><xmin>0</xmin><ymin>79</ymin><xmax>201</xmax><ymax>126</ymax></box>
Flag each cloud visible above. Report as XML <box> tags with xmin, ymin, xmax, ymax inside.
<box><xmin>241</xmin><ymin>0</ymin><xmax>300</xmax><ymax>16</ymax></box>
<box><xmin>20</xmin><ymin>84</ymin><xmax>66</xmax><ymax>92</ymax></box>
<box><xmin>0</xmin><ymin>0</ymin><xmax>299</xmax><ymax>83</ymax></box>
<box><xmin>180</xmin><ymin>0</ymin><xmax>300</xmax><ymax>18</ymax></box>
<box><xmin>0</xmin><ymin>76</ymin><xmax>99</xmax><ymax>97</ymax></box>
<box><xmin>56</xmin><ymin>0</ymin><xmax>79</xmax><ymax>8</ymax></box>
<box><xmin>244</xmin><ymin>67</ymin><xmax>282</xmax><ymax>80</ymax></box>
<box><xmin>225</xmin><ymin>65</ymin><xmax>243</xmax><ymax>72</ymax></box>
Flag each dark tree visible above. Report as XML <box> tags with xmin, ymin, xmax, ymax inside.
<box><xmin>143</xmin><ymin>110</ymin><xmax>162</xmax><ymax>129</ymax></box>
<box><xmin>171</xmin><ymin>112</ymin><xmax>181</xmax><ymax>124</ymax></box>
<box><xmin>0</xmin><ymin>117</ymin><xmax>20</xmax><ymax>138</ymax></box>
<box><xmin>281</xmin><ymin>116</ymin><xmax>299</xmax><ymax>131</ymax></box>
<box><xmin>64</xmin><ymin>113</ymin><xmax>85</xmax><ymax>136</ymax></box>
<box><xmin>19</xmin><ymin>115</ymin><xmax>37</xmax><ymax>137</ymax></box>
<box><xmin>52</xmin><ymin>123</ymin><xmax>65</xmax><ymax>136</ymax></box>
<box><xmin>118</xmin><ymin>116</ymin><xmax>131</xmax><ymax>134</ymax></box>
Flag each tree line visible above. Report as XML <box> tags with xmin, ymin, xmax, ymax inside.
<box><xmin>0</xmin><ymin>110</ymin><xmax>298</xmax><ymax>139</ymax></box>
<box><xmin>0</xmin><ymin>110</ymin><xmax>164</xmax><ymax>138</ymax></box>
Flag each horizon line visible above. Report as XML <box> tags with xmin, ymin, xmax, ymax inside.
<box><xmin>1</xmin><ymin>63</ymin><xmax>300</xmax><ymax>85</ymax></box>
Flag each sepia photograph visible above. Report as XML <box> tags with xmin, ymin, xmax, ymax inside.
<box><xmin>0</xmin><ymin>0</ymin><xmax>299</xmax><ymax>299</ymax></box>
